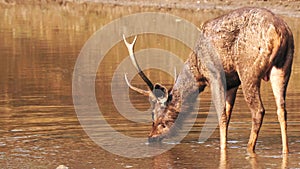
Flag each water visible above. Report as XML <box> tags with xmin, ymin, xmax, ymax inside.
<box><xmin>0</xmin><ymin>3</ymin><xmax>300</xmax><ymax>168</ymax></box>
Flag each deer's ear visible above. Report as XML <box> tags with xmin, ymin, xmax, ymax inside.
<box><xmin>153</xmin><ymin>83</ymin><xmax>168</xmax><ymax>104</ymax></box>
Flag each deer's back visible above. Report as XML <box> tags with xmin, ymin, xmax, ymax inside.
<box><xmin>198</xmin><ymin>7</ymin><xmax>293</xmax><ymax>85</ymax></box>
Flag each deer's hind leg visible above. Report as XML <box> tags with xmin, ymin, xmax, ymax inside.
<box><xmin>269</xmin><ymin>35</ymin><xmax>293</xmax><ymax>154</ymax></box>
<box><xmin>269</xmin><ymin>64</ymin><xmax>292</xmax><ymax>154</ymax></box>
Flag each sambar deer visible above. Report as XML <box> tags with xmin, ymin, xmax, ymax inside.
<box><xmin>123</xmin><ymin>7</ymin><xmax>294</xmax><ymax>154</ymax></box>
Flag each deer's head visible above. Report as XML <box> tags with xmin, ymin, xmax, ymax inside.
<box><xmin>123</xmin><ymin>35</ymin><xmax>178</xmax><ymax>142</ymax></box>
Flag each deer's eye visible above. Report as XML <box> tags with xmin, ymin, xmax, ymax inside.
<box><xmin>159</xmin><ymin>123</ymin><xmax>166</xmax><ymax>128</ymax></box>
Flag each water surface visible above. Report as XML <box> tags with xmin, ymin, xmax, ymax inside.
<box><xmin>0</xmin><ymin>3</ymin><xmax>300</xmax><ymax>168</ymax></box>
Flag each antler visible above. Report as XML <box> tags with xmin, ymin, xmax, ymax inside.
<box><xmin>124</xmin><ymin>73</ymin><xmax>151</xmax><ymax>96</ymax></box>
<box><xmin>123</xmin><ymin>34</ymin><xmax>154</xmax><ymax>91</ymax></box>
<box><xmin>123</xmin><ymin>35</ymin><xmax>170</xmax><ymax>104</ymax></box>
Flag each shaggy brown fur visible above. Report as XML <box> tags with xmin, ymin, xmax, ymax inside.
<box><xmin>124</xmin><ymin>7</ymin><xmax>294</xmax><ymax>154</ymax></box>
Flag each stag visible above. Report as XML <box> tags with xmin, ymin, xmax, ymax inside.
<box><xmin>123</xmin><ymin>7</ymin><xmax>294</xmax><ymax>154</ymax></box>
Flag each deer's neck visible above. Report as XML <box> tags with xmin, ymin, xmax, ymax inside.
<box><xmin>170</xmin><ymin>52</ymin><xmax>207</xmax><ymax>113</ymax></box>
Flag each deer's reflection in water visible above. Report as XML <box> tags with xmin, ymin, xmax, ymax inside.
<box><xmin>218</xmin><ymin>150</ymin><xmax>289</xmax><ymax>169</ymax></box>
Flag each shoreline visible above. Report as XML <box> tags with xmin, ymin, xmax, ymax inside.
<box><xmin>94</xmin><ymin>0</ymin><xmax>300</xmax><ymax>17</ymax></box>
<box><xmin>1</xmin><ymin>0</ymin><xmax>300</xmax><ymax>17</ymax></box>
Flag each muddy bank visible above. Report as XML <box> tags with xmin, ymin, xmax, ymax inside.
<box><xmin>1</xmin><ymin>0</ymin><xmax>300</xmax><ymax>17</ymax></box>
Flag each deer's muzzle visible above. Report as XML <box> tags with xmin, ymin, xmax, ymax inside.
<box><xmin>148</xmin><ymin>136</ymin><xmax>163</xmax><ymax>143</ymax></box>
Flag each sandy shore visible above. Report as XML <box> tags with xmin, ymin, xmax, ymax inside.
<box><xmin>1</xmin><ymin>0</ymin><xmax>300</xmax><ymax>17</ymax></box>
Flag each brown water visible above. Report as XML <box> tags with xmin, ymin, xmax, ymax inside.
<box><xmin>0</xmin><ymin>3</ymin><xmax>300</xmax><ymax>169</ymax></box>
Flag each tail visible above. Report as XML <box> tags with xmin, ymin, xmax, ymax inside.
<box><xmin>283</xmin><ymin>30</ymin><xmax>294</xmax><ymax>72</ymax></box>
<box><xmin>275</xmin><ymin>27</ymin><xmax>294</xmax><ymax>70</ymax></box>
<box><xmin>263</xmin><ymin>27</ymin><xmax>294</xmax><ymax>82</ymax></box>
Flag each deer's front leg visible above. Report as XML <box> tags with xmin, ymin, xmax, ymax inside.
<box><xmin>219</xmin><ymin>110</ymin><xmax>227</xmax><ymax>151</ymax></box>
<box><xmin>219</xmin><ymin>87</ymin><xmax>239</xmax><ymax>150</ymax></box>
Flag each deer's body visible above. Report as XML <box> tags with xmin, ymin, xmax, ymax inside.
<box><xmin>124</xmin><ymin>7</ymin><xmax>294</xmax><ymax>154</ymax></box>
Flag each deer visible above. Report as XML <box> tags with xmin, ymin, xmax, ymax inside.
<box><xmin>123</xmin><ymin>7</ymin><xmax>294</xmax><ymax>155</ymax></box>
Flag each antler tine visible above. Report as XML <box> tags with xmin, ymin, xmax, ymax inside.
<box><xmin>124</xmin><ymin>73</ymin><xmax>150</xmax><ymax>96</ymax></box>
<box><xmin>122</xmin><ymin>34</ymin><xmax>137</xmax><ymax>56</ymax></box>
